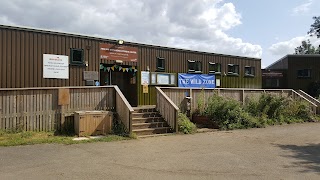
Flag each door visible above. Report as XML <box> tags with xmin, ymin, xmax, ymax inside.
<box><xmin>100</xmin><ymin>64</ymin><xmax>138</xmax><ymax>106</ymax></box>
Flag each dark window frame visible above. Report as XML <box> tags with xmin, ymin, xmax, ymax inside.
<box><xmin>244</xmin><ymin>66</ymin><xmax>255</xmax><ymax>77</ymax></box>
<box><xmin>227</xmin><ymin>64</ymin><xmax>239</xmax><ymax>76</ymax></box>
<box><xmin>265</xmin><ymin>78</ymin><xmax>280</xmax><ymax>88</ymax></box>
<box><xmin>70</xmin><ymin>48</ymin><xmax>85</xmax><ymax>65</ymax></box>
<box><xmin>297</xmin><ymin>69</ymin><xmax>311</xmax><ymax>78</ymax></box>
<box><xmin>208</xmin><ymin>62</ymin><xmax>222</xmax><ymax>74</ymax></box>
<box><xmin>156</xmin><ymin>57</ymin><xmax>165</xmax><ymax>72</ymax></box>
<box><xmin>188</xmin><ymin>60</ymin><xmax>202</xmax><ymax>73</ymax></box>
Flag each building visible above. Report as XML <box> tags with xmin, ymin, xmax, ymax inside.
<box><xmin>263</xmin><ymin>54</ymin><xmax>320</xmax><ymax>96</ymax></box>
<box><xmin>0</xmin><ymin>24</ymin><xmax>262</xmax><ymax>106</ymax></box>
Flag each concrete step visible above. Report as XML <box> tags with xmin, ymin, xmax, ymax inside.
<box><xmin>132</xmin><ymin>122</ymin><xmax>168</xmax><ymax>130</ymax></box>
<box><xmin>132</xmin><ymin>127</ymin><xmax>173</xmax><ymax>136</ymax></box>
<box><xmin>138</xmin><ymin>133</ymin><xmax>174</xmax><ymax>139</ymax></box>
<box><xmin>132</xmin><ymin>117</ymin><xmax>165</xmax><ymax>123</ymax></box>
<box><xmin>132</xmin><ymin>112</ymin><xmax>161</xmax><ymax>118</ymax></box>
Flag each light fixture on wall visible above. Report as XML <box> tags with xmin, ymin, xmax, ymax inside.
<box><xmin>146</xmin><ymin>66</ymin><xmax>150</xmax><ymax>71</ymax></box>
<box><xmin>117</xmin><ymin>39</ymin><xmax>124</xmax><ymax>45</ymax></box>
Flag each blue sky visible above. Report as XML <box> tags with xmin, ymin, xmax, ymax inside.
<box><xmin>230</xmin><ymin>0</ymin><xmax>320</xmax><ymax>67</ymax></box>
<box><xmin>0</xmin><ymin>0</ymin><xmax>319</xmax><ymax>68</ymax></box>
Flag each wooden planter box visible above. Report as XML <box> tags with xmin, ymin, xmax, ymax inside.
<box><xmin>191</xmin><ymin>115</ymin><xmax>219</xmax><ymax>129</ymax></box>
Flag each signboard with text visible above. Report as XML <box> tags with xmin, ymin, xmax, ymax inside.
<box><xmin>178</xmin><ymin>74</ymin><xmax>215</xmax><ymax>88</ymax></box>
<box><xmin>141</xmin><ymin>71</ymin><xmax>150</xmax><ymax>85</ymax></box>
<box><xmin>100</xmin><ymin>43</ymin><xmax>138</xmax><ymax>62</ymax></box>
<box><xmin>43</xmin><ymin>54</ymin><xmax>69</xmax><ymax>79</ymax></box>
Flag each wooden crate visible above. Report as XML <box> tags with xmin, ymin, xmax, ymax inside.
<box><xmin>74</xmin><ymin>111</ymin><xmax>113</xmax><ymax>136</ymax></box>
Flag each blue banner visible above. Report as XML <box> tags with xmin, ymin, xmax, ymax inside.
<box><xmin>178</xmin><ymin>74</ymin><xmax>216</xmax><ymax>88</ymax></box>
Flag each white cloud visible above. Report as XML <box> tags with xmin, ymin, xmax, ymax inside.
<box><xmin>269</xmin><ymin>35</ymin><xmax>320</xmax><ymax>55</ymax></box>
<box><xmin>292</xmin><ymin>0</ymin><xmax>313</xmax><ymax>15</ymax></box>
<box><xmin>0</xmin><ymin>0</ymin><xmax>262</xmax><ymax>58</ymax></box>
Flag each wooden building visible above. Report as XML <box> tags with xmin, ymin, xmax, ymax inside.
<box><xmin>263</xmin><ymin>55</ymin><xmax>320</xmax><ymax>96</ymax></box>
<box><xmin>0</xmin><ymin>24</ymin><xmax>261</xmax><ymax>106</ymax></box>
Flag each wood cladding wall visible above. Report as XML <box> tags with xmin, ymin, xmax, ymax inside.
<box><xmin>137</xmin><ymin>46</ymin><xmax>261</xmax><ymax>105</ymax></box>
<box><xmin>287</xmin><ymin>56</ymin><xmax>320</xmax><ymax>92</ymax></box>
<box><xmin>0</xmin><ymin>25</ymin><xmax>262</xmax><ymax>106</ymax></box>
<box><xmin>0</xmin><ymin>28</ymin><xmax>102</xmax><ymax>88</ymax></box>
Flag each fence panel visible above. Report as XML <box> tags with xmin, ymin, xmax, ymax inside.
<box><xmin>160</xmin><ymin>87</ymin><xmax>318</xmax><ymax>115</ymax></box>
<box><xmin>0</xmin><ymin>86</ymin><xmax>116</xmax><ymax>131</ymax></box>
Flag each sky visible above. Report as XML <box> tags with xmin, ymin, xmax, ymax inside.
<box><xmin>0</xmin><ymin>0</ymin><xmax>319</xmax><ymax>68</ymax></box>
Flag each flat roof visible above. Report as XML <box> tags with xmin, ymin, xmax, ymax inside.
<box><xmin>266</xmin><ymin>54</ymin><xmax>320</xmax><ymax>69</ymax></box>
<box><xmin>0</xmin><ymin>24</ymin><xmax>260</xmax><ymax>61</ymax></box>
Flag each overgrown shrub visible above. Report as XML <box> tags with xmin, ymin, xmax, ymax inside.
<box><xmin>245</xmin><ymin>93</ymin><xmax>286</xmax><ymax>120</ymax></box>
<box><xmin>206</xmin><ymin>94</ymin><xmax>264</xmax><ymax>130</ymax></box>
<box><xmin>178</xmin><ymin>112</ymin><xmax>197</xmax><ymax>134</ymax></box>
<box><xmin>245</xmin><ymin>93</ymin><xmax>314</xmax><ymax>124</ymax></box>
<box><xmin>204</xmin><ymin>93</ymin><xmax>315</xmax><ymax>130</ymax></box>
<box><xmin>112</xmin><ymin>117</ymin><xmax>128</xmax><ymax>136</ymax></box>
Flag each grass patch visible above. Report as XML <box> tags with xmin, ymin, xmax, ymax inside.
<box><xmin>0</xmin><ymin>130</ymin><xmax>130</xmax><ymax>147</ymax></box>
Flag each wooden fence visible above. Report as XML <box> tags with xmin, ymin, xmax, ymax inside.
<box><xmin>156</xmin><ymin>87</ymin><xmax>179</xmax><ymax>133</ymax></box>
<box><xmin>159</xmin><ymin>87</ymin><xmax>319</xmax><ymax>115</ymax></box>
<box><xmin>0</xmin><ymin>86</ymin><xmax>133</xmax><ymax>132</ymax></box>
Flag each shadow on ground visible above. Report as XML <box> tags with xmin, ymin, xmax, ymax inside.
<box><xmin>276</xmin><ymin>143</ymin><xmax>320</xmax><ymax>173</ymax></box>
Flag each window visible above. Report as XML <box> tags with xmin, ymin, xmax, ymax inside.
<box><xmin>297</xmin><ymin>69</ymin><xmax>311</xmax><ymax>78</ymax></box>
<box><xmin>227</xmin><ymin>64</ymin><xmax>239</xmax><ymax>75</ymax></box>
<box><xmin>266</xmin><ymin>79</ymin><xmax>280</xmax><ymax>88</ymax></box>
<box><xmin>70</xmin><ymin>48</ymin><xmax>84</xmax><ymax>65</ymax></box>
<box><xmin>156</xmin><ymin>57</ymin><xmax>165</xmax><ymax>71</ymax></box>
<box><xmin>209</xmin><ymin>62</ymin><xmax>221</xmax><ymax>74</ymax></box>
<box><xmin>150</xmin><ymin>72</ymin><xmax>176</xmax><ymax>86</ymax></box>
<box><xmin>188</xmin><ymin>60</ymin><xmax>202</xmax><ymax>73</ymax></box>
<box><xmin>244</xmin><ymin>66</ymin><xmax>255</xmax><ymax>77</ymax></box>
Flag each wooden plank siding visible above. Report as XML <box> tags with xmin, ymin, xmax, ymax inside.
<box><xmin>0</xmin><ymin>86</ymin><xmax>117</xmax><ymax>131</ymax></box>
<box><xmin>0</xmin><ymin>25</ymin><xmax>261</xmax><ymax>107</ymax></box>
<box><xmin>287</xmin><ymin>56</ymin><xmax>320</xmax><ymax>92</ymax></box>
<box><xmin>137</xmin><ymin>46</ymin><xmax>261</xmax><ymax>105</ymax></box>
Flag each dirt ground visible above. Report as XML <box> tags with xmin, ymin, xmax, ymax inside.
<box><xmin>1</xmin><ymin>123</ymin><xmax>320</xmax><ymax>180</ymax></box>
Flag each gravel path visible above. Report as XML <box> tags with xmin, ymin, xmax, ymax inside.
<box><xmin>1</xmin><ymin>123</ymin><xmax>320</xmax><ymax>179</ymax></box>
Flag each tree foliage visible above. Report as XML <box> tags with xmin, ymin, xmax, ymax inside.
<box><xmin>308</xmin><ymin>16</ymin><xmax>320</xmax><ymax>38</ymax></box>
<box><xmin>294</xmin><ymin>39</ymin><xmax>320</xmax><ymax>54</ymax></box>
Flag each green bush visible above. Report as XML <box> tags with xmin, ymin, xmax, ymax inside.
<box><xmin>178</xmin><ymin>112</ymin><xmax>197</xmax><ymax>134</ymax></box>
<box><xmin>206</xmin><ymin>94</ymin><xmax>264</xmax><ymax>130</ymax></box>
<box><xmin>245</xmin><ymin>93</ymin><xmax>286</xmax><ymax>120</ymax></box>
<box><xmin>204</xmin><ymin>93</ymin><xmax>314</xmax><ymax>130</ymax></box>
<box><xmin>245</xmin><ymin>93</ymin><xmax>314</xmax><ymax>124</ymax></box>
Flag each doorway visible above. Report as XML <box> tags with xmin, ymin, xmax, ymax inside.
<box><xmin>100</xmin><ymin>64</ymin><xmax>138</xmax><ymax>107</ymax></box>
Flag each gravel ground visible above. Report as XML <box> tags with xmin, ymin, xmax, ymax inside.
<box><xmin>1</xmin><ymin>122</ymin><xmax>320</xmax><ymax>180</ymax></box>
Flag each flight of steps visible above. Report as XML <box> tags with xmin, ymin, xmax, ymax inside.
<box><xmin>132</xmin><ymin>106</ymin><xmax>173</xmax><ymax>138</ymax></box>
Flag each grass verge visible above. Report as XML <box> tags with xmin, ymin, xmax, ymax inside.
<box><xmin>0</xmin><ymin>130</ymin><xmax>131</xmax><ymax>147</ymax></box>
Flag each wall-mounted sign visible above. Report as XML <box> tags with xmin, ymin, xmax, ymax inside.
<box><xmin>83</xmin><ymin>71</ymin><xmax>99</xmax><ymax>80</ymax></box>
<box><xmin>178</xmin><ymin>74</ymin><xmax>215</xmax><ymax>88</ymax></box>
<box><xmin>43</xmin><ymin>54</ymin><xmax>69</xmax><ymax>79</ymax></box>
<box><xmin>100</xmin><ymin>43</ymin><xmax>138</xmax><ymax>62</ymax></box>
<box><xmin>262</xmin><ymin>72</ymin><xmax>283</xmax><ymax>77</ymax></box>
<box><xmin>143</xmin><ymin>84</ymin><xmax>148</xmax><ymax>94</ymax></box>
<box><xmin>216</xmin><ymin>79</ymin><xmax>221</xmax><ymax>87</ymax></box>
<box><xmin>141</xmin><ymin>71</ymin><xmax>150</xmax><ymax>85</ymax></box>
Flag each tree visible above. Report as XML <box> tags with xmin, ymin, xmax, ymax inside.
<box><xmin>294</xmin><ymin>39</ymin><xmax>319</xmax><ymax>54</ymax></box>
<box><xmin>308</xmin><ymin>16</ymin><xmax>320</xmax><ymax>38</ymax></box>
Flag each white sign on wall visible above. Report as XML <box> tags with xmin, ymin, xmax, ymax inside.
<box><xmin>43</xmin><ymin>54</ymin><xmax>69</xmax><ymax>79</ymax></box>
<box><xmin>141</xmin><ymin>71</ymin><xmax>150</xmax><ymax>85</ymax></box>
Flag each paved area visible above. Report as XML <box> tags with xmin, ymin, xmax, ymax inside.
<box><xmin>1</xmin><ymin>123</ymin><xmax>320</xmax><ymax>180</ymax></box>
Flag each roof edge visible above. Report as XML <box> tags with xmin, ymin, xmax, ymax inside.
<box><xmin>0</xmin><ymin>24</ymin><xmax>261</xmax><ymax>61</ymax></box>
